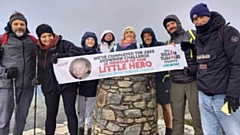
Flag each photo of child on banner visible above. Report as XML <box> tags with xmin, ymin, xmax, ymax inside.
<box><xmin>69</xmin><ymin>58</ymin><xmax>91</xmax><ymax>79</ymax></box>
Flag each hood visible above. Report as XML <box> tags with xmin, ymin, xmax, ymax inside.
<box><xmin>100</xmin><ymin>30</ymin><xmax>115</xmax><ymax>43</ymax></box>
<box><xmin>163</xmin><ymin>14</ymin><xmax>185</xmax><ymax>37</ymax></box>
<box><xmin>140</xmin><ymin>27</ymin><xmax>157</xmax><ymax>47</ymax></box>
<box><xmin>209</xmin><ymin>11</ymin><xmax>226</xmax><ymax>32</ymax></box>
<box><xmin>81</xmin><ymin>32</ymin><xmax>98</xmax><ymax>48</ymax></box>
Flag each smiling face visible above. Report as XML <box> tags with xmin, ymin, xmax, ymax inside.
<box><xmin>40</xmin><ymin>33</ymin><xmax>54</xmax><ymax>46</ymax></box>
<box><xmin>11</xmin><ymin>19</ymin><xmax>26</xmax><ymax>37</ymax></box>
<box><xmin>124</xmin><ymin>31</ymin><xmax>135</xmax><ymax>40</ymax></box>
<box><xmin>166</xmin><ymin>21</ymin><xmax>177</xmax><ymax>34</ymax></box>
<box><xmin>85</xmin><ymin>37</ymin><xmax>95</xmax><ymax>47</ymax></box>
<box><xmin>72</xmin><ymin>61</ymin><xmax>88</xmax><ymax>79</ymax></box>
<box><xmin>104</xmin><ymin>33</ymin><xmax>113</xmax><ymax>42</ymax></box>
<box><xmin>193</xmin><ymin>16</ymin><xmax>210</xmax><ymax>26</ymax></box>
<box><xmin>143</xmin><ymin>33</ymin><xmax>152</xmax><ymax>45</ymax></box>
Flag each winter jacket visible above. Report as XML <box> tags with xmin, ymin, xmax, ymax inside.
<box><xmin>0</xmin><ymin>32</ymin><xmax>36</xmax><ymax>90</ymax></box>
<box><xmin>163</xmin><ymin>14</ymin><xmax>198</xmax><ymax>84</ymax></box>
<box><xmin>79</xmin><ymin>32</ymin><xmax>101</xmax><ymax>97</ymax></box>
<box><xmin>100</xmin><ymin>30</ymin><xmax>115</xmax><ymax>53</ymax></box>
<box><xmin>140</xmin><ymin>27</ymin><xmax>171</xmax><ymax>90</ymax></box>
<box><xmin>196</xmin><ymin>11</ymin><xmax>240</xmax><ymax>98</ymax></box>
<box><xmin>37</xmin><ymin>35</ymin><xmax>84</xmax><ymax>94</ymax></box>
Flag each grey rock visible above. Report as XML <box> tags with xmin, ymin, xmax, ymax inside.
<box><xmin>106</xmin><ymin>122</ymin><xmax>124</xmax><ymax>132</ymax></box>
<box><xmin>106</xmin><ymin>93</ymin><xmax>122</xmax><ymax>104</ymax></box>
<box><xmin>118</xmin><ymin>81</ymin><xmax>133</xmax><ymax>87</ymax></box>
<box><xmin>123</xmin><ymin>124</ymin><xmax>141</xmax><ymax>135</ymax></box>
<box><xmin>133</xmin><ymin>101</ymin><xmax>146</xmax><ymax>109</ymax></box>
<box><xmin>124</xmin><ymin>109</ymin><xmax>142</xmax><ymax>118</ymax></box>
<box><xmin>124</xmin><ymin>95</ymin><xmax>141</xmax><ymax>101</ymax></box>
<box><xmin>109</xmin><ymin>105</ymin><xmax>129</xmax><ymax>110</ymax></box>
<box><xmin>133</xmin><ymin>82</ymin><xmax>147</xmax><ymax>93</ymax></box>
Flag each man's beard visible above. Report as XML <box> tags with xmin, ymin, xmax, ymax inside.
<box><xmin>15</xmin><ymin>31</ymin><xmax>24</xmax><ymax>37</ymax></box>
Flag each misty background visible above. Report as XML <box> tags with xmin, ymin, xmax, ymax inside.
<box><xmin>1</xmin><ymin>0</ymin><xmax>240</xmax><ymax>46</ymax></box>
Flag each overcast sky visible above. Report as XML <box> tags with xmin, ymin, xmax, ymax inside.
<box><xmin>1</xmin><ymin>0</ymin><xmax>239</xmax><ymax>46</ymax></box>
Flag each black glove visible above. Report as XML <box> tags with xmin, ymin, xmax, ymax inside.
<box><xmin>224</xmin><ymin>96</ymin><xmax>240</xmax><ymax>114</ymax></box>
<box><xmin>51</xmin><ymin>53</ymin><xmax>59</xmax><ymax>64</ymax></box>
<box><xmin>180</xmin><ymin>42</ymin><xmax>195</xmax><ymax>51</ymax></box>
<box><xmin>31</xmin><ymin>78</ymin><xmax>39</xmax><ymax>86</ymax></box>
<box><xmin>184</xmin><ymin>66</ymin><xmax>196</xmax><ymax>76</ymax></box>
<box><xmin>6</xmin><ymin>67</ymin><xmax>18</xmax><ymax>79</ymax></box>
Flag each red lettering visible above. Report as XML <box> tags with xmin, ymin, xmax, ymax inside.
<box><xmin>129</xmin><ymin>63</ymin><xmax>135</xmax><ymax>69</ymax></box>
<box><xmin>146</xmin><ymin>61</ymin><xmax>152</xmax><ymax>67</ymax></box>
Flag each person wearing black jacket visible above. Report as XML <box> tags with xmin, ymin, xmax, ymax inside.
<box><xmin>140</xmin><ymin>27</ymin><xmax>172</xmax><ymax>135</ymax></box>
<box><xmin>77</xmin><ymin>32</ymin><xmax>101</xmax><ymax>135</ymax></box>
<box><xmin>32</xmin><ymin>24</ymin><xmax>84</xmax><ymax>135</ymax></box>
<box><xmin>189</xmin><ymin>3</ymin><xmax>240</xmax><ymax>135</ymax></box>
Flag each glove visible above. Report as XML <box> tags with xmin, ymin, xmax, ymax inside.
<box><xmin>31</xmin><ymin>78</ymin><xmax>39</xmax><ymax>86</ymax></box>
<box><xmin>184</xmin><ymin>66</ymin><xmax>196</xmax><ymax>76</ymax></box>
<box><xmin>6</xmin><ymin>67</ymin><xmax>18</xmax><ymax>79</ymax></box>
<box><xmin>224</xmin><ymin>96</ymin><xmax>240</xmax><ymax>114</ymax></box>
<box><xmin>180</xmin><ymin>42</ymin><xmax>195</xmax><ymax>51</ymax></box>
<box><xmin>51</xmin><ymin>53</ymin><xmax>59</xmax><ymax>64</ymax></box>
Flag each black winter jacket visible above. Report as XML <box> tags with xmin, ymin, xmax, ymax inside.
<box><xmin>38</xmin><ymin>36</ymin><xmax>84</xmax><ymax>94</ymax></box>
<box><xmin>196</xmin><ymin>12</ymin><xmax>240</xmax><ymax>98</ymax></box>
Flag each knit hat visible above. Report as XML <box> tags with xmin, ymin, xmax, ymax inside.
<box><xmin>10</xmin><ymin>13</ymin><xmax>28</xmax><ymax>25</ymax></box>
<box><xmin>190</xmin><ymin>3</ymin><xmax>211</xmax><ymax>22</ymax></box>
<box><xmin>123</xmin><ymin>26</ymin><xmax>136</xmax><ymax>36</ymax></box>
<box><xmin>36</xmin><ymin>24</ymin><xmax>54</xmax><ymax>38</ymax></box>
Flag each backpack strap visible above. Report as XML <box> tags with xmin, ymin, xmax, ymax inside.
<box><xmin>218</xmin><ymin>22</ymin><xmax>230</xmax><ymax>45</ymax></box>
<box><xmin>167</xmin><ymin>39</ymin><xmax>171</xmax><ymax>45</ymax></box>
<box><xmin>28</xmin><ymin>34</ymin><xmax>38</xmax><ymax>44</ymax></box>
<box><xmin>1</xmin><ymin>33</ymin><xmax>9</xmax><ymax>47</ymax></box>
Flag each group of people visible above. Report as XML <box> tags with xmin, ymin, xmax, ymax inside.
<box><xmin>0</xmin><ymin>2</ymin><xmax>239</xmax><ymax>135</ymax></box>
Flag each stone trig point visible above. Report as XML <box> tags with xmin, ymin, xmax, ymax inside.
<box><xmin>92</xmin><ymin>74</ymin><xmax>158</xmax><ymax>135</ymax></box>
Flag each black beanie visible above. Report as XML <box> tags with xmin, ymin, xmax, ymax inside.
<box><xmin>163</xmin><ymin>18</ymin><xmax>176</xmax><ymax>28</ymax></box>
<box><xmin>36</xmin><ymin>24</ymin><xmax>54</xmax><ymax>38</ymax></box>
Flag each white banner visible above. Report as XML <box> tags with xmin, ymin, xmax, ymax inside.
<box><xmin>53</xmin><ymin>44</ymin><xmax>187</xmax><ymax>84</ymax></box>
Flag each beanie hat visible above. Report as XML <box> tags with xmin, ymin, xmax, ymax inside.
<box><xmin>190</xmin><ymin>3</ymin><xmax>211</xmax><ymax>22</ymax></box>
<box><xmin>36</xmin><ymin>24</ymin><xmax>54</xmax><ymax>38</ymax></box>
<box><xmin>123</xmin><ymin>26</ymin><xmax>136</xmax><ymax>38</ymax></box>
<box><xmin>163</xmin><ymin>18</ymin><xmax>176</xmax><ymax>28</ymax></box>
<box><xmin>10</xmin><ymin>13</ymin><xmax>28</xmax><ymax>25</ymax></box>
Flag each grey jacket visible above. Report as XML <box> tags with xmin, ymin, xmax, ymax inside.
<box><xmin>164</xmin><ymin>14</ymin><xmax>198</xmax><ymax>83</ymax></box>
<box><xmin>0</xmin><ymin>33</ymin><xmax>36</xmax><ymax>89</ymax></box>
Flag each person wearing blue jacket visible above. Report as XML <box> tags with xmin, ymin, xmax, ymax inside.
<box><xmin>78</xmin><ymin>32</ymin><xmax>101</xmax><ymax>135</ymax></box>
<box><xmin>141</xmin><ymin>27</ymin><xmax>172</xmax><ymax>135</ymax></box>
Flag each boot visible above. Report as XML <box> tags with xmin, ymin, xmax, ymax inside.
<box><xmin>78</xmin><ymin>127</ymin><xmax>84</xmax><ymax>135</ymax></box>
<box><xmin>87</xmin><ymin>128</ymin><xmax>92</xmax><ymax>135</ymax></box>
<box><xmin>165</xmin><ymin>128</ymin><xmax>172</xmax><ymax>135</ymax></box>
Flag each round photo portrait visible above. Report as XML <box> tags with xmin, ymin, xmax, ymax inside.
<box><xmin>69</xmin><ymin>58</ymin><xmax>91</xmax><ymax>80</ymax></box>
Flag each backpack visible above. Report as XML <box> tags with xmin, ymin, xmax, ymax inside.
<box><xmin>112</xmin><ymin>43</ymin><xmax>143</xmax><ymax>52</ymax></box>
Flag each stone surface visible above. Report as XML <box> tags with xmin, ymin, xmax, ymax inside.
<box><xmin>101</xmin><ymin>109</ymin><xmax>115</xmax><ymax>121</ymax></box>
<box><xmin>92</xmin><ymin>75</ymin><xmax>158</xmax><ymax>134</ymax></box>
<box><xmin>106</xmin><ymin>93</ymin><xmax>122</xmax><ymax>104</ymax></box>
<box><xmin>123</xmin><ymin>124</ymin><xmax>141</xmax><ymax>135</ymax></box>
<box><xmin>117</xmin><ymin>81</ymin><xmax>133</xmax><ymax>87</ymax></box>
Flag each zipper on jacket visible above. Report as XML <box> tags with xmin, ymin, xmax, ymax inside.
<box><xmin>21</xmin><ymin>40</ymin><xmax>25</xmax><ymax>89</ymax></box>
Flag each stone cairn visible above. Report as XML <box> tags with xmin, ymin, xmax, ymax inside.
<box><xmin>92</xmin><ymin>74</ymin><xmax>158</xmax><ymax>135</ymax></box>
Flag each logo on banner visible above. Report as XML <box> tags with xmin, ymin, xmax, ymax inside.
<box><xmin>160</xmin><ymin>49</ymin><xmax>181</xmax><ymax>67</ymax></box>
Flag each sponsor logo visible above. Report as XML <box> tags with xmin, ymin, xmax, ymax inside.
<box><xmin>231</xmin><ymin>36</ymin><xmax>239</xmax><ymax>43</ymax></box>
<box><xmin>197</xmin><ymin>54</ymin><xmax>210</xmax><ymax>60</ymax></box>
